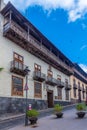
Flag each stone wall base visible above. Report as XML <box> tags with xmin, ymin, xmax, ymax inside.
<box><xmin>0</xmin><ymin>97</ymin><xmax>71</xmax><ymax>115</ymax></box>
<box><xmin>0</xmin><ymin>97</ymin><xmax>47</xmax><ymax>115</ymax></box>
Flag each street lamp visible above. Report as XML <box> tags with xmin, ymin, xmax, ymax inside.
<box><xmin>24</xmin><ymin>66</ymin><xmax>30</xmax><ymax>126</ymax></box>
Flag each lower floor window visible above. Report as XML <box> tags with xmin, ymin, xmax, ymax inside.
<box><xmin>73</xmin><ymin>88</ymin><xmax>76</xmax><ymax>98</ymax></box>
<box><xmin>83</xmin><ymin>92</ymin><xmax>85</xmax><ymax>99</ymax></box>
<box><xmin>65</xmin><ymin>90</ymin><xmax>69</xmax><ymax>100</ymax></box>
<box><xmin>34</xmin><ymin>81</ymin><xmax>42</xmax><ymax>98</ymax></box>
<box><xmin>12</xmin><ymin>76</ymin><xmax>23</xmax><ymax>96</ymax></box>
<box><xmin>58</xmin><ymin>87</ymin><xmax>62</xmax><ymax>99</ymax></box>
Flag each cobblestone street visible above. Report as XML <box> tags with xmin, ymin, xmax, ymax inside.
<box><xmin>8</xmin><ymin>108</ymin><xmax>87</xmax><ymax>130</ymax></box>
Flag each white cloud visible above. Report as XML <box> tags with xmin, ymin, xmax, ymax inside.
<box><xmin>4</xmin><ymin>0</ymin><xmax>87</xmax><ymax>22</ymax></box>
<box><xmin>80</xmin><ymin>45</ymin><xmax>87</xmax><ymax>50</ymax></box>
<box><xmin>79</xmin><ymin>64</ymin><xmax>87</xmax><ymax>73</ymax></box>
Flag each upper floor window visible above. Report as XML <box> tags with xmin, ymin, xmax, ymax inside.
<box><xmin>65</xmin><ymin>79</ymin><xmax>68</xmax><ymax>85</ymax></box>
<box><xmin>57</xmin><ymin>75</ymin><xmax>61</xmax><ymax>83</ymax></box>
<box><xmin>34</xmin><ymin>63</ymin><xmax>41</xmax><ymax>72</ymax></box>
<box><xmin>57</xmin><ymin>75</ymin><xmax>61</xmax><ymax>80</ymax></box>
<box><xmin>13</xmin><ymin>52</ymin><xmax>24</xmax><ymax>70</ymax></box>
<box><xmin>47</xmin><ymin>70</ymin><xmax>53</xmax><ymax>77</ymax></box>
<box><xmin>14</xmin><ymin>52</ymin><xmax>23</xmax><ymax>62</ymax></box>
<box><xmin>47</xmin><ymin>65</ymin><xmax>53</xmax><ymax>77</ymax></box>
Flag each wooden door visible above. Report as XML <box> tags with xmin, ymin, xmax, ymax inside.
<box><xmin>47</xmin><ymin>91</ymin><xmax>53</xmax><ymax>108</ymax></box>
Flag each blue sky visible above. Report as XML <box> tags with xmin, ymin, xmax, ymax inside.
<box><xmin>4</xmin><ymin>0</ymin><xmax>87</xmax><ymax>72</ymax></box>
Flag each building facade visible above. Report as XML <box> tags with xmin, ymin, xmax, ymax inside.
<box><xmin>70</xmin><ymin>64</ymin><xmax>87</xmax><ymax>103</ymax></box>
<box><xmin>0</xmin><ymin>1</ymin><xmax>87</xmax><ymax>115</ymax></box>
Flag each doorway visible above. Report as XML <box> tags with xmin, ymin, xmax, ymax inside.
<box><xmin>47</xmin><ymin>91</ymin><xmax>53</xmax><ymax>108</ymax></box>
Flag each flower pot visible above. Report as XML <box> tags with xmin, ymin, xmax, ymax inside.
<box><xmin>56</xmin><ymin>112</ymin><xmax>63</xmax><ymax>118</ymax></box>
<box><xmin>29</xmin><ymin>117</ymin><xmax>38</xmax><ymax>125</ymax></box>
<box><xmin>76</xmin><ymin>112</ymin><xmax>85</xmax><ymax>118</ymax></box>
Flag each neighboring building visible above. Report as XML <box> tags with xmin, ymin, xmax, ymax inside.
<box><xmin>70</xmin><ymin>63</ymin><xmax>87</xmax><ymax>103</ymax></box>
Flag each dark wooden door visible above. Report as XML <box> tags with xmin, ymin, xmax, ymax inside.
<box><xmin>47</xmin><ymin>91</ymin><xmax>53</xmax><ymax>108</ymax></box>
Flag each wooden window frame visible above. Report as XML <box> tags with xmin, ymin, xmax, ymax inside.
<box><xmin>34</xmin><ymin>63</ymin><xmax>41</xmax><ymax>72</ymax></box>
<box><xmin>73</xmin><ymin>79</ymin><xmax>76</xmax><ymax>98</ymax></box>
<box><xmin>47</xmin><ymin>70</ymin><xmax>53</xmax><ymax>77</ymax></box>
<box><xmin>65</xmin><ymin>79</ymin><xmax>68</xmax><ymax>85</ymax></box>
<box><xmin>82</xmin><ymin>85</ymin><xmax>85</xmax><ymax>99</ymax></box>
<box><xmin>14</xmin><ymin>52</ymin><xmax>24</xmax><ymax>63</ymax></box>
<box><xmin>58</xmin><ymin>87</ymin><xmax>62</xmax><ymax>100</ymax></box>
<box><xmin>13</xmin><ymin>52</ymin><xmax>24</xmax><ymax>70</ymax></box>
<box><xmin>73</xmin><ymin>88</ymin><xmax>76</xmax><ymax>98</ymax></box>
<box><xmin>34</xmin><ymin>81</ymin><xmax>42</xmax><ymax>98</ymax></box>
<box><xmin>57</xmin><ymin>75</ymin><xmax>61</xmax><ymax>82</ymax></box>
<box><xmin>65</xmin><ymin>90</ymin><xmax>69</xmax><ymax>100</ymax></box>
<box><xmin>11</xmin><ymin>75</ymin><xmax>23</xmax><ymax>96</ymax></box>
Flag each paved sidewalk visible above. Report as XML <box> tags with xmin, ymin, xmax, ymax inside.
<box><xmin>8</xmin><ymin>108</ymin><xmax>87</xmax><ymax>130</ymax></box>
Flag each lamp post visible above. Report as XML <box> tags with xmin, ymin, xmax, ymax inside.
<box><xmin>24</xmin><ymin>66</ymin><xmax>30</xmax><ymax>126</ymax></box>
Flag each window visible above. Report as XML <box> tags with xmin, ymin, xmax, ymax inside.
<box><xmin>47</xmin><ymin>70</ymin><xmax>53</xmax><ymax>77</ymax></box>
<box><xmin>78</xmin><ymin>82</ymin><xmax>81</xmax><ymax>102</ymax></box>
<box><xmin>78</xmin><ymin>82</ymin><xmax>80</xmax><ymax>90</ymax></box>
<box><xmin>82</xmin><ymin>84</ymin><xmax>85</xmax><ymax>99</ymax></box>
<box><xmin>34</xmin><ymin>81</ymin><xmax>42</xmax><ymax>98</ymax></box>
<box><xmin>73</xmin><ymin>88</ymin><xmax>76</xmax><ymax>98</ymax></box>
<box><xmin>47</xmin><ymin>65</ymin><xmax>53</xmax><ymax>78</ymax></box>
<box><xmin>34</xmin><ymin>63</ymin><xmax>41</xmax><ymax>72</ymax></box>
<box><xmin>65</xmin><ymin>90</ymin><xmax>69</xmax><ymax>100</ymax></box>
<box><xmin>65</xmin><ymin>79</ymin><xmax>69</xmax><ymax>100</ymax></box>
<box><xmin>73</xmin><ymin>79</ymin><xmax>76</xmax><ymax>97</ymax></box>
<box><xmin>65</xmin><ymin>79</ymin><xmax>68</xmax><ymax>86</ymax></box>
<box><xmin>14</xmin><ymin>52</ymin><xmax>24</xmax><ymax>70</ymax></box>
<box><xmin>12</xmin><ymin>76</ymin><xmax>23</xmax><ymax>96</ymax></box>
<box><xmin>57</xmin><ymin>75</ymin><xmax>61</xmax><ymax>82</ymax></box>
<box><xmin>58</xmin><ymin>87</ymin><xmax>62</xmax><ymax>100</ymax></box>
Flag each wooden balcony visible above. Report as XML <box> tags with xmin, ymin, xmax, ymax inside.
<box><xmin>10</xmin><ymin>60</ymin><xmax>27</xmax><ymax>76</ymax></box>
<box><xmin>57</xmin><ymin>81</ymin><xmax>65</xmax><ymax>88</ymax></box>
<box><xmin>33</xmin><ymin>71</ymin><xmax>46</xmax><ymax>82</ymax></box>
<box><xmin>3</xmin><ymin>21</ymin><xmax>73</xmax><ymax>76</ymax></box>
<box><xmin>65</xmin><ymin>84</ymin><xmax>71</xmax><ymax>90</ymax></box>
<box><xmin>73</xmin><ymin>83</ymin><xmax>77</xmax><ymax>89</ymax></box>
<box><xmin>45</xmin><ymin>77</ymin><xmax>58</xmax><ymax>86</ymax></box>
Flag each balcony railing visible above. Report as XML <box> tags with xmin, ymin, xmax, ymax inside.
<box><xmin>65</xmin><ymin>84</ymin><xmax>71</xmax><ymax>90</ymax></box>
<box><xmin>3</xmin><ymin>21</ymin><xmax>73</xmax><ymax>75</ymax></box>
<box><xmin>10</xmin><ymin>60</ymin><xmax>28</xmax><ymax>76</ymax></box>
<box><xmin>57</xmin><ymin>81</ymin><xmax>65</xmax><ymax>88</ymax></box>
<box><xmin>73</xmin><ymin>83</ymin><xmax>77</xmax><ymax>89</ymax></box>
<box><xmin>33</xmin><ymin>71</ymin><xmax>46</xmax><ymax>82</ymax></box>
<box><xmin>45</xmin><ymin>77</ymin><xmax>58</xmax><ymax>86</ymax></box>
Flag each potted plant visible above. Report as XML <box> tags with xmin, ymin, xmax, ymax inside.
<box><xmin>0</xmin><ymin>68</ymin><xmax>3</xmax><ymax>71</ymax></box>
<box><xmin>54</xmin><ymin>104</ymin><xmax>63</xmax><ymax>118</ymax></box>
<box><xmin>76</xmin><ymin>103</ymin><xmax>86</xmax><ymax>118</ymax></box>
<box><xmin>27</xmin><ymin>109</ymin><xmax>39</xmax><ymax>125</ymax></box>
